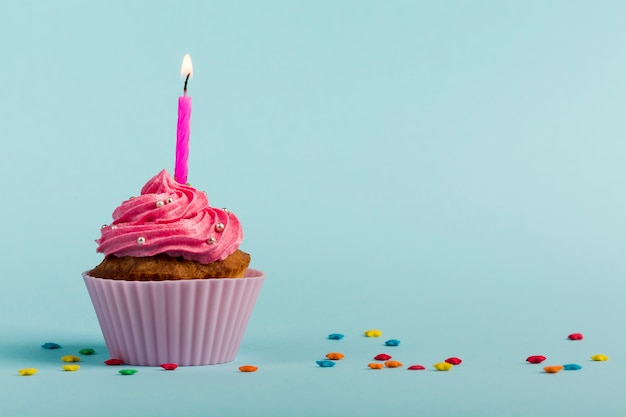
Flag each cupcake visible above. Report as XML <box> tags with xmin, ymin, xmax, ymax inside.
<box><xmin>83</xmin><ymin>169</ymin><xmax>264</xmax><ymax>366</ymax></box>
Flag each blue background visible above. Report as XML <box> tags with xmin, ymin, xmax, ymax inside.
<box><xmin>1</xmin><ymin>1</ymin><xmax>625</xmax><ymax>415</ymax></box>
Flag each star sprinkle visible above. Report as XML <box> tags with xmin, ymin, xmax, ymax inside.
<box><xmin>61</xmin><ymin>355</ymin><xmax>81</xmax><ymax>363</ymax></box>
<box><xmin>79</xmin><ymin>348</ymin><xmax>96</xmax><ymax>355</ymax></box>
<box><xmin>374</xmin><ymin>354</ymin><xmax>392</xmax><ymax>361</ymax></box>
<box><xmin>41</xmin><ymin>342</ymin><xmax>61</xmax><ymax>349</ymax></box>
<box><xmin>384</xmin><ymin>339</ymin><xmax>400</xmax><ymax>346</ymax></box>
<box><xmin>160</xmin><ymin>363</ymin><xmax>178</xmax><ymax>370</ymax></box>
<box><xmin>568</xmin><ymin>333</ymin><xmax>584</xmax><ymax>340</ymax></box>
<box><xmin>118</xmin><ymin>369</ymin><xmax>138</xmax><ymax>375</ymax></box>
<box><xmin>18</xmin><ymin>368</ymin><xmax>38</xmax><ymax>376</ymax></box>
<box><xmin>327</xmin><ymin>333</ymin><xmax>344</xmax><ymax>340</ymax></box>
<box><xmin>104</xmin><ymin>359</ymin><xmax>124</xmax><ymax>366</ymax></box>
<box><xmin>326</xmin><ymin>352</ymin><xmax>345</xmax><ymax>360</ymax></box>
<box><xmin>384</xmin><ymin>360</ymin><xmax>403</xmax><ymax>368</ymax></box>
<box><xmin>407</xmin><ymin>365</ymin><xmax>426</xmax><ymax>370</ymax></box>
<box><xmin>526</xmin><ymin>355</ymin><xmax>547</xmax><ymax>364</ymax></box>
<box><xmin>445</xmin><ymin>357</ymin><xmax>462</xmax><ymax>365</ymax></box>
<box><xmin>433</xmin><ymin>362</ymin><xmax>453</xmax><ymax>371</ymax></box>
<box><xmin>62</xmin><ymin>365</ymin><xmax>80</xmax><ymax>372</ymax></box>
<box><xmin>590</xmin><ymin>354</ymin><xmax>609</xmax><ymax>361</ymax></box>
<box><xmin>364</xmin><ymin>329</ymin><xmax>382</xmax><ymax>337</ymax></box>
<box><xmin>238</xmin><ymin>365</ymin><xmax>258</xmax><ymax>373</ymax></box>
<box><xmin>316</xmin><ymin>360</ymin><xmax>336</xmax><ymax>368</ymax></box>
<box><xmin>563</xmin><ymin>364</ymin><xmax>582</xmax><ymax>371</ymax></box>
<box><xmin>368</xmin><ymin>363</ymin><xmax>384</xmax><ymax>369</ymax></box>
<box><xmin>543</xmin><ymin>366</ymin><xmax>563</xmax><ymax>374</ymax></box>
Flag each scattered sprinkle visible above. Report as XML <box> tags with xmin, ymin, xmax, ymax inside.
<box><xmin>563</xmin><ymin>364</ymin><xmax>582</xmax><ymax>371</ymax></box>
<box><xmin>526</xmin><ymin>355</ymin><xmax>547</xmax><ymax>364</ymax></box>
<box><xmin>384</xmin><ymin>360</ymin><xmax>403</xmax><ymax>368</ymax></box>
<box><xmin>374</xmin><ymin>354</ymin><xmax>392</xmax><ymax>361</ymax></box>
<box><xmin>591</xmin><ymin>354</ymin><xmax>609</xmax><ymax>361</ymax></box>
<box><xmin>239</xmin><ymin>365</ymin><xmax>258</xmax><ymax>372</ymax></box>
<box><xmin>160</xmin><ymin>363</ymin><xmax>178</xmax><ymax>371</ymax></box>
<box><xmin>364</xmin><ymin>329</ymin><xmax>382</xmax><ymax>338</ymax></box>
<box><xmin>326</xmin><ymin>352</ymin><xmax>345</xmax><ymax>360</ymax></box>
<box><xmin>18</xmin><ymin>368</ymin><xmax>38</xmax><ymax>376</ymax></box>
<box><xmin>41</xmin><ymin>342</ymin><xmax>61</xmax><ymax>350</ymax></box>
<box><xmin>328</xmin><ymin>333</ymin><xmax>344</xmax><ymax>340</ymax></box>
<box><xmin>368</xmin><ymin>363</ymin><xmax>384</xmax><ymax>369</ymax></box>
<box><xmin>118</xmin><ymin>369</ymin><xmax>138</xmax><ymax>375</ymax></box>
<box><xmin>61</xmin><ymin>355</ymin><xmax>81</xmax><ymax>363</ymax></box>
<box><xmin>104</xmin><ymin>359</ymin><xmax>124</xmax><ymax>366</ymax></box>
<box><xmin>568</xmin><ymin>333</ymin><xmax>584</xmax><ymax>340</ymax></box>
<box><xmin>62</xmin><ymin>365</ymin><xmax>80</xmax><ymax>372</ymax></box>
<box><xmin>433</xmin><ymin>362</ymin><xmax>453</xmax><ymax>371</ymax></box>
<box><xmin>445</xmin><ymin>357</ymin><xmax>462</xmax><ymax>365</ymax></box>
<box><xmin>543</xmin><ymin>365</ymin><xmax>563</xmax><ymax>374</ymax></box>
<box><xmin>79</xmin><ymin>348</ymin><xmax>96</xmax><ymax>355</ymax></box>
<box><xmin>384</xmin><ymin>339</ymin><xmax>400</xmax><ymax>346</ymax></box>
<box><xmin>407</xmin><ymin>365</ymin><xmax>426</xmax><ymax>370</ymax></box>
<box><xmin>316</xmin><ymin>360</ymin><xmax>336</xmax><ymax>368</ymax></box>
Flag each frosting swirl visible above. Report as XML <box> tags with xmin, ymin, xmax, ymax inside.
<box><xmin>96</xmin><ymin>169</ymin><xmax>243</xmax><ymax>264</ymax></box>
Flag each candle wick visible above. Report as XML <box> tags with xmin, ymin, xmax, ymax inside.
<box><xmin>183</xmin><ymin>73</ymin><xmax>190</xmax><ymax>95</ymax></box>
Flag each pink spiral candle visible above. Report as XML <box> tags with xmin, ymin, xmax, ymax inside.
<box><xmin>175</xmin><ymin>54</ymin><xmax>193</xmax><ymax>184</ymax></box>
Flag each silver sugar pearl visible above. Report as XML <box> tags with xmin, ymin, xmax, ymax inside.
<box><xmin>166</xmin><ymin>197</ymin><xmax>174</xmax><ymax>204</ymax></box>
<box><xmin>222</xmin><ymin>208</ymin><xmax>230</xmax><ymax>214</ymax></box>
<box><xmin>215</xmin><ymin>223</ymin><xmax>225</xmax><ymax>232</ymax></box>
<box><xmin>111</xmin><ymin>225</ymin><xmax>118</xmax><ymax>230</ymax></box>
<box><xmin>137</xmin><ymin>237</ymin><xmax>146</xmax><ymax>245</ymax></box>
<box><xmin>207</xmin><ymin>237</ymin><xmax>216</xmax><ymax>244</ymax></box>
<box><xmin>156</xmin><ymin>201</ymin><xmax>164</xmax><ymax>207</ymax></box>
<box><xmin>101</xmin><ymin>224</ymin><xmax>108</xmax><ymax>229</ymax></box>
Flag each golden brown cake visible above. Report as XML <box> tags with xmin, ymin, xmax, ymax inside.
<box><xmin>90</xmin><ymin>249</ymin><xmax>250</xmax><ymax>281</ymax></box>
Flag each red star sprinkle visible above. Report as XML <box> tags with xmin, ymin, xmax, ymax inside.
<box><xmin>568</xmin><ymin>333</ymin><xmax>584</xmax><ymax>340</ymax></box>
<box><xmin>104</xmin><ymin>358</ymin><xmax>125</xmax><ymax>366</ymax></box>
<box><xmin>160</xmin><ymin>363</ymin><xmax>178</xmax><ymax>370</ymax></box>
<box><xmin>445</xmin><ymin>357</ymin><xmax>462</xmax><ymax>365</ymax></box>
<box><xmin>374</xmin><ymin>354</ymin><xmax>392</xmax><ymax>361</ymax></box>
<box><xmin>526</xmin><ymin>355</ymin><xmax>547</xmax><ymax>364</ymax></box>
<box><xmin>407</xmin><ymin>365</ymin><xmax>426</xmax><ymax>370</ymax></box>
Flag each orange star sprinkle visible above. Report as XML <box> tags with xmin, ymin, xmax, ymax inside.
<box><xmin>543</xmin><ymin>365</ymin><xmax>564</xmax><ymax>374</ymax></box>
<box><xmin>384</xmin><ymin>360</ymin><xmax>403</xmax><ymax>368</ymax></box>
<box><xmin>326</xmin><ymin>352</ymin><xmax>345</xmax><ymax>360</ymax></box>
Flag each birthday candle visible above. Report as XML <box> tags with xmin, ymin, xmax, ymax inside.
<box><xmin>175</xmin><ymin>54</ymin><xmax>193</xmax><ymax>184</ymax></box>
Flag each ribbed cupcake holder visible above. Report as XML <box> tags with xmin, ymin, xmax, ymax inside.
<box><xmin>83</xmin><ymin>269</ymin><xmax>265</xmax><ymax>366</ymax></box>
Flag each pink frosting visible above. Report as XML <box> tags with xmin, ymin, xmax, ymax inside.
<box><xmin>96</xmin><ymin>169</ymin><xmax>243</xmax><ymax>264</ymax></box>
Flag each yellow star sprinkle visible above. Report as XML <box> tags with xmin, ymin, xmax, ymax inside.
<box><xmin>61</xmin><ymin>355</ymin><xmax>81</xmax><ymax>362</ymax></box>
<box><xmin>433</xmin><ymin>362</ymin><xmax>453</xmax><ymax>371</ymax></box>
<box><xmin>590</xmin><ymin>354</ymin><xmax>609</xmax><ymax>361</ymax></box>
<box><xmin>18</xmin><ymin>368</ymin><xmax>38</xmax><ymax>376</ymax></box>
<box><xmin>364</xmin><ymin>329</ymin><xmax>382</xmax><ymax>337</ymax></box>
<box><xmin>62</xmin><ymin>365</ymin><xmax>80</xmax><ymax>372</ymax></box>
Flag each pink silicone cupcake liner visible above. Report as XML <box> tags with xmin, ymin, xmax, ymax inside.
<box><xmin>83</xmin><ymin>269</ymin><xmax>265</xmax><ymax>366</ymax></box>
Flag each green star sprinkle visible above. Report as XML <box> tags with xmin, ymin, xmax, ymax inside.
<box><xmin>118</xmin><ymin>369</ymin><xmax>138</xmax><ymax>375</ymax></box>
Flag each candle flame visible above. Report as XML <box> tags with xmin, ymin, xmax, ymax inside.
<box><xmin>181</xmin><ymin>54</ymin><xmax>193</xmax><ymax>77</ymax></box>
